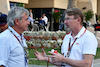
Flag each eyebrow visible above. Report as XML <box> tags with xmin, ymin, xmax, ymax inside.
<box><xmin>25</xmin><ymin>18</ymin><xmax>28</xmax><ymax>21</ymax></box>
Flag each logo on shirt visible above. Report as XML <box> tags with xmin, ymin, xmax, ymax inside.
<box><xmin>76</xmin><ymin>43</ymin><xmax>79</xmax><ymax>45</ymax></box>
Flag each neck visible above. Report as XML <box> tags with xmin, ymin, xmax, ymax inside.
<box><xmin>12</xmin><ymin>26</ymin><xmax>22</xmax><ymax>35</ymax></box>
<box><xmin>71</xmin><ymin>26</ymin><xmax>83</xmax><ymax>37</ymax></box>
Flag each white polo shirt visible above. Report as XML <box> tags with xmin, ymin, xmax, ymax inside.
<box><xmin>42</xmin><ymin>16</ymin><xmax>48</xmax><ymax>24</ymax></box>
<box><xmin>61</xmin><ymin>27</ymin><xmax>98</xmax><ymax>67</ymax></box>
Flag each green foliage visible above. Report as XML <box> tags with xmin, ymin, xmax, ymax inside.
<box><xmin>84</xmin><ymin>10</ymin><xmax>94</xmax><ymax>22</ymax></box>
<box><xmin>19</xmin><ymin>3</ymin><xmax>23</xmax><ymax>7</ymax></box>
<box><xmin>94</xmin><ymin>48</ymin><xmax>100</xmax><ymax>59</ymax></box>
<box><xmin>52</xmin><ymin>11</ymin><xmax>62</xmax><ymax>23</ymax></box>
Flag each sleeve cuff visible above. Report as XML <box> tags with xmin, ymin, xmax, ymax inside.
<box><xmin>0</xmin><ymin>61</ymin><xmax>6</xmax><ymax>66</ymax></box>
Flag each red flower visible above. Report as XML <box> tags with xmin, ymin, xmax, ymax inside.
<box><xmin>33</xmin><ymin>36</ymin><xmax>38</xmax><ymax>39</ymax></box>
<box><xmin>24</xmin><ymin>36</ymin><xmax>31</xmax><ymax>41</ymax></box>
<box><xmin>61</xmin><ymin>36</ymin><xmax>65</xmax><ymax>40</ymax></box>
<box><xmin>42</xmin><ymin>46</ymin><xmax>45</xmax><ymax>48</ymax></box>
<box><xmin>44</xmin><ymin>37</ymin><xmax>48</xmax><ymax>40</ymax></box>
<box><xmin>53</xmin><ymin>45</ymin><xmax>56</xmax><ymax>48</ymax></box>
<box><xmin>54</xmin><ymin>10</ymin><xmax>59</xmax><ymax>13</ymax></box>
<box><xmin>30</xmin><ymin>46</ymin><xmax>34</xmax><ymax>49</ymax></box>
<box><xmin>52</xmin><ymin>36</ymin><xmax>57</xmax><ymax>40</ymax></box>
<box><xmin>39</xmin><ymin>37</ymin><xmax>42</xmax><ymax>39</ymax></box>
<box><xmin>41</xmin><ymin>46</ymin><xmax>45</xmax><ymax>48</ymax></box>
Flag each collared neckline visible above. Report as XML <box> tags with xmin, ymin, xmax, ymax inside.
<box><xmin>8</xmin><ymin>26</ymin><xmax>23</xmax><ymax>39</ymax></box>
<box><xmin>69</xmin><ymin>27</ymin><xmax>86</xmax><ymax>39</ymax></box>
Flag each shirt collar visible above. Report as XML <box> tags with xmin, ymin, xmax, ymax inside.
<box><xmin>8</xmin><ymin>26</ymin><xmax>22</xmax><ymax>38</ymax></box>
<box><xmin>69</xmin><ymin>27</ymin><xmax>86</xmax><ymax>38</ymax></box>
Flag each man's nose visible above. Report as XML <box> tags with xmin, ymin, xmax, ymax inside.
<box><xmin>64</xmin><ymin>20</ymin><xmax>67</xmax><ymax>24</ymax></box>
<box><xmin>28</xmin><ymin>20</ymin><xmax>30</xmax><ymax>25</ymax></box>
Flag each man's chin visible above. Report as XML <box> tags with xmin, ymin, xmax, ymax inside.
<box><xmin>66</xmin><ymin>28</ymin><xmax>71</xmax><ymax>32</ymax></box>
<box><xmin>24</xmin><ymin>29</ymin><xmax>28</xmax><ymax>31</ymax></box>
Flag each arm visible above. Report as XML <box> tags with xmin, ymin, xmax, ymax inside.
<box><xmin>62</xmin><ymin>54</ymin><xmax>94</xmax><ymax>67</ymax></box>
<box><xmin>49</xmin><ymin>52</ymin><xmax>94</xmax><ymax>67</ymax></box>
<box><xmin>34</xmin><ymin>49</ymin><xmax>62</xmax><ymax>66</ymax></box>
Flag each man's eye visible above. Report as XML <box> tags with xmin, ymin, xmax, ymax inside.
<box><xmin>26</xmin><ymin>18</ymin><xmax>28</xmax><ymax>20</ymax></box>
<box><xmin>64</xmin><ymin>18</ymin><xmax>69</xmax><ymax>20</ymax></box>
<box><xmin>67</xmin><ymin>18</ymin><xmax>70</xmax><ymax>20</ymax></box>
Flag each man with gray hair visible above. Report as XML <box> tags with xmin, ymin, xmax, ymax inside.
<box><xmin>0</xmin><ymin>7</ymin><xmax>30</xmax><ymax>67</ymax></box>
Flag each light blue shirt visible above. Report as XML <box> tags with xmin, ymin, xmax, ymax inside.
<box><xmin>0</xmin><ymin>26</ymin><xmax>28</xmax><ymax>67</ymax></box>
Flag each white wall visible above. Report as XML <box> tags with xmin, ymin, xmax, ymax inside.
<box><xmin>9</xmin><ymin>0</ymin><xmax>28</xmax><ymax>4</ymax></box>
<box><xmin>0</xmin><ymin>0</ymin><xmax>10</xmax><ymax>15</ymax></box>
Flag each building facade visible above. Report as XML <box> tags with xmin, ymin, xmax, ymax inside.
<box><xmin>25</xmin><ymin>0</ymin><xmax>98</xmax><ymax>31</ymax></box>
<box><xmin>0</xmin><ymin>0</ymin><xmax>29</xmax><ymax>15</ymax></box>
<box><xmin>0</xmin><ymin>0</ymin><xmax>99</xmax><ymax>31</ymax></box>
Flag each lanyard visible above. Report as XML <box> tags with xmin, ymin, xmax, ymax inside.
<box><xmin>8</xmin><ymin>29</ymin><xmax>23</xmax><ymax>46</ymax></box>
<box><xmin>66</xmin><ymin>38</ymin><xmax>77</xmax><ymax>57</ymax></box>
<box><xmin>8</xmin><ymin>28</ymin><xmax>29</xmax><ymax>65</ymax></box>
<box><xmin>66</xmin><ymin>29</ymin><xmax>86</xmax><ymax>57</ymax></box>
<box><xmin>62</xmin><ymin>29</ymin><xmax>86</xmax><ymax>67</ymax></box>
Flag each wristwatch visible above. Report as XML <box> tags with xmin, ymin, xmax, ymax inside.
<box><xmin>61</xmin><ymin>63</ymin><xmax>65</xmax><ymax>67</ymax></box>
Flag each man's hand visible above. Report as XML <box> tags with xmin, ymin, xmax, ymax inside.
<box><xmin>48</xmin><ymin>51</ymin><xmax>65</xmax><ymax>63</ymax></box>
<box><xmin>34</xmin><ymin>48</ymin><xmax>47</xmax><ymax>61</ymax></box>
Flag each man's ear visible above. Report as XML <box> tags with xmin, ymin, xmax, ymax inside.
<box><xmin>15</xmin><ymin>19</ymin><xmax>20</xmax><ymax>25</ymax></box>
<box><xmin>77</xmin><ymin>17</ymin><xmax>81</xmax><ymax>23</ymax></box>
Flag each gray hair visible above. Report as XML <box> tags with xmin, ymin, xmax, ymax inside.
<box><xmin>7</xmin><ymin>6</ymin><xmax>29</xmax><ymax>26</ymax></box>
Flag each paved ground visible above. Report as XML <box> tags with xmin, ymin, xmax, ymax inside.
<box><xmin>93</xmin><ymin>59</ymin><xmax>100</xmax><ymax>67</ymax></box>
<box><xmin>28</xmin><ymin>59</ymin><xmax>100</xmax><ymax>67</ymax></box>
<box><xmin>29</xmin><ymin>65</ymin><xmax>57</xmax><ymax>67</ymax></box>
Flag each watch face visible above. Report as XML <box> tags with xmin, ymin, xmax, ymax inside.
<box><xmin>61</xmin><ymin>63</ymin><xmax>65</xmax><ymax>67</ymax></box>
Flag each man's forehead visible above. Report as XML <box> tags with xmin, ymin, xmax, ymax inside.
<box><xmin>22</xmin><ymin>13</ymin><xmax>28</xmax><ymax>17</ymax></box>
<box><xmin>65</xmin><ymin>14</ymin><xmax>74</xmax><ymax>18</ymax></box>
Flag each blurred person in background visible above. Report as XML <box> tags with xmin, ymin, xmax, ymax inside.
<box><xmin>42</xmin><ymin>13</ymin><xmax>48</xmax><ymax>27</ymax></box>
<box><xmin>0</xmin><ymin>12</ymin><xmax>8</xmax><ymax>33</ymax></box>
<box><xmin>29</xmin><ymin>9</ymin><xmax>33</xmax><ymax>18</ymax></box>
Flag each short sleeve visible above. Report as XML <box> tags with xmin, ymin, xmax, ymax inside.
<box><xmin>83</xmin><ymin>34</ymin><xmax>98</xmax><ymax>55</ymax></box>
